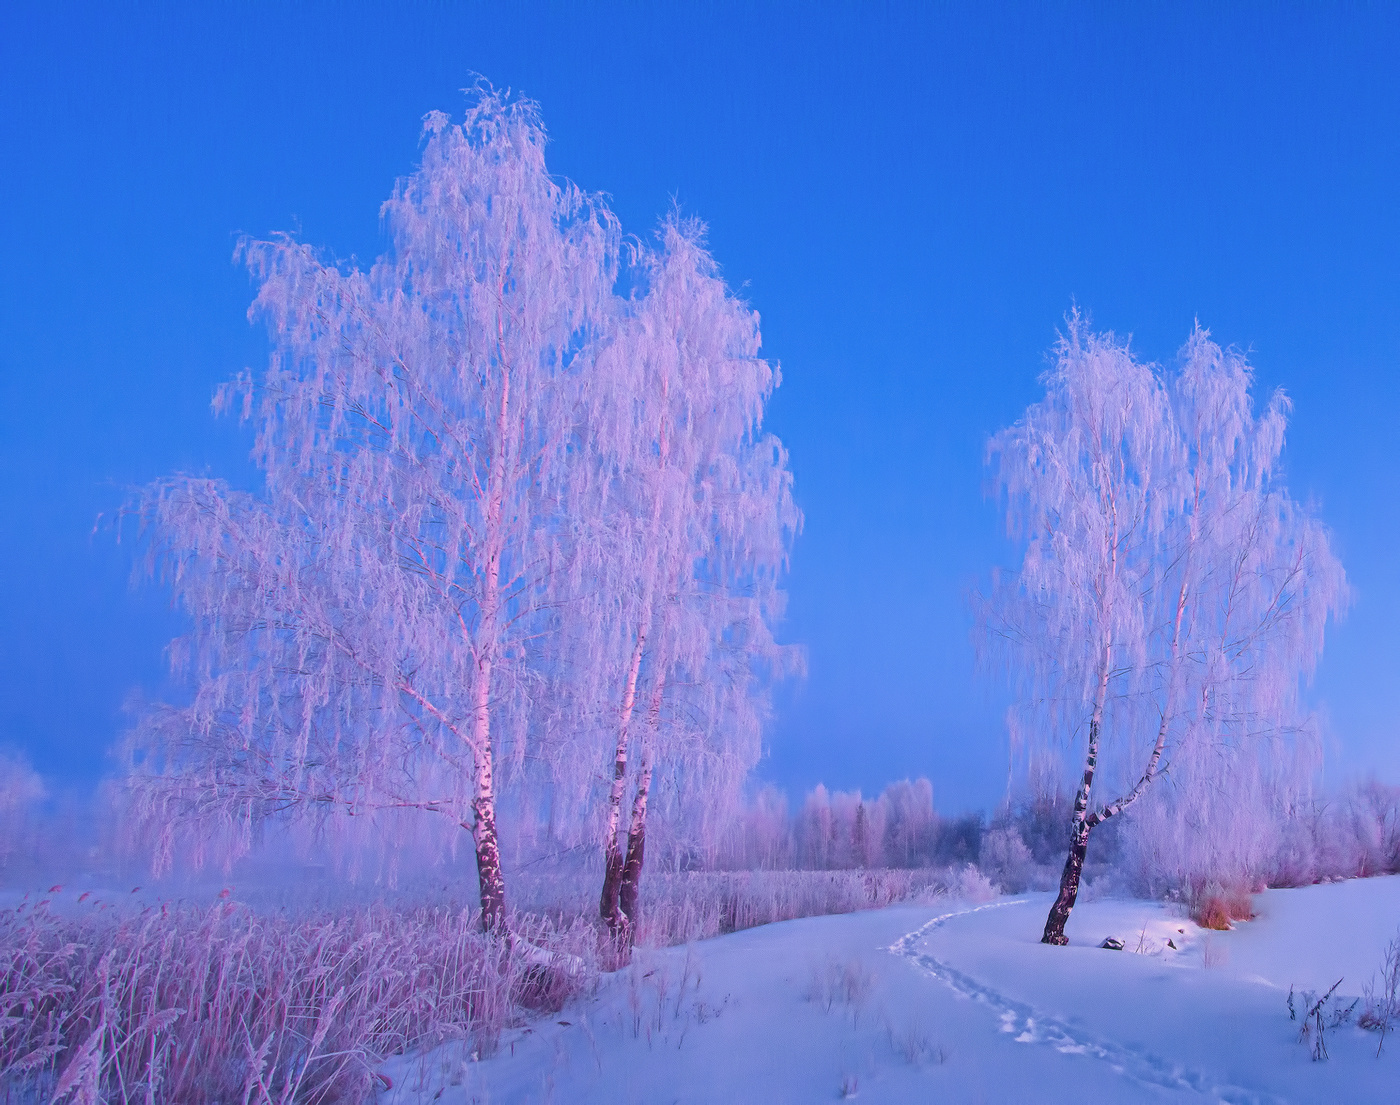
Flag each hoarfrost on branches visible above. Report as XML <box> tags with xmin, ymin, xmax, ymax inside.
<box><xmin>566</xmin><ymin>215</ymin><xmax>800</xmax><ymax>945</ymax></box>
<box><xmin>123</xmin><ymin>88</ymin><xmax>798</xmax><ymax>936</ymax></box>
<box><xmin>984</xmin><ymin>314</ymin><xmax>1347</xmax><ymax>944</ymax></box>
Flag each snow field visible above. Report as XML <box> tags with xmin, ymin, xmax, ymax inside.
<box><xmin>384</xmin><ymin>877</ymin><xmax>1400</xmax><ymax>1104</ymax></box>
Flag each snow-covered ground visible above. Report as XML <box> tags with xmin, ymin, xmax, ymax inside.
<box><xmin>380</xmin><ymin>875</ymin><xmax>1400</xmax><ymax>1104</ymax></box>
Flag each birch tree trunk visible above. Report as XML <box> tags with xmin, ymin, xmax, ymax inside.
<box><xmin>469</xmin><ymin>337</ymin><xmax>512</xmax><ymax>935</ymax></box>
<box><xmin>599</xmin><ymin>625</ymin><xmax>646</xmax><ymax>937</ymax></box>
<box><xmin>1041</xmin><ymin>717</ymin><xmax>1099</xmax><ymax>944</ymax></box>
<box><xmin>469</xmin><ymin>621</ymin><xmax>507</xmax><ymax>930</ymax></box>
<box><xmin>1042</xmin><ymin>635</ymin><xmax>1111</xmax><ymax>945</ymax></box>
<box><xmin>601</xmin><ymin>681</ymin><xmax>663</xmax><ymax>954</ymax></box>
<box><xmin>618</xmin><ymin>717</ymin><xmax>656</xmax><ymax>944</ymax></box>
<box><xmin>600</xmin><ymin>371</ymin><xmax>669</xmax><ymax>938</ymax></box>
<box><xmin>469</xmin><ymin>712</ymin><xmax>508</xmax><ymax>933</ymax></box>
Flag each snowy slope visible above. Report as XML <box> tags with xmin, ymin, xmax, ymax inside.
<box><xmin>380</xmin><ymin>876</ymin><xmax>1400</xmax><ymax>1104</ymax></box>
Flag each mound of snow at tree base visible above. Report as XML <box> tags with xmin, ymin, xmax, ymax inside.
<box><xmin>379</xmin><ymin>876</ymin><xmax>1400</xmax><ymax>1104</ymax></box>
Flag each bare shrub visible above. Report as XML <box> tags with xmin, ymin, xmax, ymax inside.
<box><xmin>806</xmin><ymin>957</ymin><xmax>873</xmax><ymax>1021</ymax></box>
<box><xmin>1195</xmin><ymin>896</ymin><xmax>1232</xmax><ymax>930</ymax></box>
<box><xmin>1189</xmin><ymin>880</ymin><xmax>1253</xmax><ymax>930</ymax></box>
<box><xmin>1360</xmin><ymin>928</ymin><xmax>1400</xmax><ymax>1056</ymax></box>
<box><xmin>618</xmin><ymin>949</ymin><xmax>706</xmax><ymax>1046</ymax></box>
<box><xmin>887</xmin><ymin>1017</ymin><xmax>944</xmax><ymax>1065</ymax></box>
<box><xmin>1289</xmin><ymin>978</ymin><xmax>1355</xmax><ymax>1061</ymax></box>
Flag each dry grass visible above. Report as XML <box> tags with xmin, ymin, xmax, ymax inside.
<box><xmin>1360</xmin><ymin>929</ymin><xmax>1400</xmax><ymax>1055</ymax></box>
<box><xmin>1189</xmin><ymin>880</ymin><xmax>1254</xmax><ymax>930</ymax></box>
<box><xmin>510</xmin><ymin>866</ymin><xmax>961</xmax><ymax>949</ymax></box>
<box><xmin>0</xmin><ymin>865</ymin><xmax>967</xmax><ymax>1101</ymax></box>
<box><xmin>0</xmin><ymin>897</ymin><xmax>595</xmax><ymax>1104</ymax></box>
<box><xmin>633</xmin><ymin>868</ymin><xmax>955</xmax><ymax>945</ymax></box>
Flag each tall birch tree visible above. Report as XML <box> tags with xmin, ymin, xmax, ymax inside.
<box><xmin>579</xmin><ymin>217</ymin><xmax>799</xmax><ymax>942</ymax></box>
<box><xmin>127</xmin><ymin>91</ymin><xmax>619</xmax><ymax>932</ymax></box>
<box><xmin>985</xmin><ymin>316</ymin><xmax>1345</xmax><ymax>945</ymax></box>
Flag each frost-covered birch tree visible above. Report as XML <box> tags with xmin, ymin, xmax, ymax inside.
<box><xmin>127</xmin><ymin>91</ymin><xmax>619</xmax><ymax>932</ymax></box>
<box><xmin>985</xmin><ymin>315</ymin><xmax>1345</xmax><ymax>945</ymax></box>
<box><xmin>576</xmin><ymin>217</ymin><xmax>799</xmax><ymax>943</ymax></box>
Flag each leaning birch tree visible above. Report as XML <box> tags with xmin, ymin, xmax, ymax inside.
<box><xmin>985</xmin><ymin>316</ymin><xmax>1345</xmax><ymax>945</ymax></box>
<box><xmin>127</xmin><ymin>90</ymin><xmax>619</xmax><ymax>932</ymax></box>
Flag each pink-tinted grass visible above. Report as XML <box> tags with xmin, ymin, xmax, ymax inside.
<box><xmin>1</xmin><ymin>866</ymin><xmax>971</xmax><ymax>1102</ymax></box>
<box><xmin>630</xmin><ymin>867</ymin><xmax>968</xmax><ymax>945</ymax></box>
<box><xmin>0</xmin><ymin>898</ymin><xmax>596</xmax><ymax>1104</ymax></box>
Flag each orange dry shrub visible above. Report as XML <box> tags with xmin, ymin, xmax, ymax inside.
<box><xmin>1190</xmin><ymin>880</ymin><xmax>1255</xmax><ymax>930</ymax></box>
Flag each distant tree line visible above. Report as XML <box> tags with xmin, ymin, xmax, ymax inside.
<box><xmin>691</xmin><ymin>775</ymin><xmax>1400</xmax><ymax>901</ymax></box>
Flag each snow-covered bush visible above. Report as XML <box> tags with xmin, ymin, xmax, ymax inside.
<box><xmin>945</xmin><ymin>863</ymin><xmax>998</xmax><ymax>903</ymax></box>
<box><xmin>1006</xmin><ymin>791</ymin><xmax>1072</xmax><ymax>867</ymax></box>
<box><xmin>1227</xmin><ymin>780</ymin><xmax>1400</xmax><ymax>890</ymax></box>
<box><xmin>1119</xmin><ymin>758</ymin><xmax>1282</xmax><ymax>898</ymax></box>
<box><xmin>979</xmin><ymin>826</ymin><xmax>1035</xmax><ymax>893</ymax></box>
<box><xmin>1347</xmin><ymin>781</ymin><xmax>1400</xmax><ymax>876</ymax></box>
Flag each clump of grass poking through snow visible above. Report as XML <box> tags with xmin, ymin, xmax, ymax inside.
<box><xmin>1288</xmin><ymin>977</ymin><xmax>1358</xmax><ymax>1061</ymax></box>
<box><xmin>886</xmin><ymin>1017</ymin><xmax>945</xmax><ymax>1066</ymax></box>
<box><xmin>805</xmin><ymin>957</ymin><xmax>873</xmax><ymax>1025</ymax></box>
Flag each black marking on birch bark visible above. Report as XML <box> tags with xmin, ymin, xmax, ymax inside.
<box><xmin>1043</xmin><ymin>716</ymin><xmax>1100</xmax><ymax>945</ymax></box>
<box><xmin>618</xmin><ymin>749</ymin><xmax>653</xmax><ymax>948</ymax></box>
<box><xmin>471</xmin><ymin>795</ymin><xmax>507</xmax><ymax>934</ymax></box>
<box><xmin>600</xmin><ymin>627</ymin><xmax>647</xmax><ymax>938</ymax></box>
<box><xmin>599</xmin><ymin>848</ymin><xmax>627</xmax><ymax>939</ymax></box>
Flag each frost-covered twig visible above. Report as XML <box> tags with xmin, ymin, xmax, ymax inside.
<box><xmin>1294</xmin><ymin>977</ymin><xmax>1344</xmax><ymax>1061</ymax></box>
<box><xmin>1361</xmin><ymin>929</ymin><xmax>1400</xmax><ymax>1057</ymax></box>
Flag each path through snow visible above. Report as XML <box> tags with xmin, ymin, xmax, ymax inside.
<box><xmin>889</xmin><ymin>898</ymin><xmax>1286</xmax><ymax>1104</ymax></box>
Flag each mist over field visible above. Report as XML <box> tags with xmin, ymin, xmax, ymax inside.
<box><xmin>4</xmin><ymin>5</ymin><xmax>1400</xmax><ymax>1102</ymax></box>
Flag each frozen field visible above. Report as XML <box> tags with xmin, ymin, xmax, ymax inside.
<box><xmin>382</xmin><ymin>876</ymin><xmax>1400</xmax><ymax>1104</ymax></box>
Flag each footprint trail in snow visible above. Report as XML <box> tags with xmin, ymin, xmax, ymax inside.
<box><xmin>888</xmin><ymin>899</ymin><xmax>1288</xmax><ymax>1105</ymax></box>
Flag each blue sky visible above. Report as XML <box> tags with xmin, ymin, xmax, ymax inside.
<box><xmin>2</xmin><ymin>3</ymin><xmax>1397</xmax><ymax>812</ymax></box>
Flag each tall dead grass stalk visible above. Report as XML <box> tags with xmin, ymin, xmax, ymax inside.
<box><xmin>0</xmin><ymin>898</ymin><xmax>595</xmax><ymax>1103</ymax></box>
